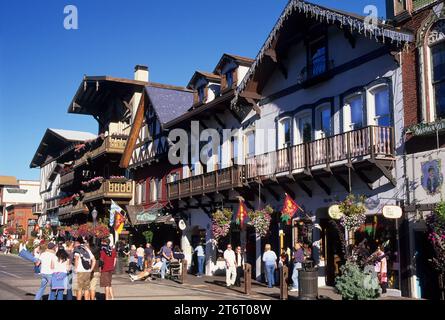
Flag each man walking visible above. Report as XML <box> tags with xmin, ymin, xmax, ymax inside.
<box><xmin>234</xmin><ymin>246</ymin><xmax>244</xmax><ymax>287</ymax></box>
<box><xmin>223</xmin><ymin>244</ymin><xmax>236</xmax><ymax>287</ymax></box>
<box><xmin>73</xmin><ymin>237</ymin><xmax>95</xmax><ymax>300</ymax></box>
<box><xmin>194</xmin><ymin>242</ymin><xmax>205</xmax><ymax>277</ymax></box>
<box><xmin>160</xmin><ymin>241</ymin><xmax>173</xmax><ymax>279</ymax></box>
<box><xmin>290</xmin><ymin>242</ymin><xmax>304</xmax><ymax>292</ymax></box>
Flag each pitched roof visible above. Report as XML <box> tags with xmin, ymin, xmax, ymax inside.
<box><xmin>145</xmin><ymin>84</ymin><xmax>194</xmax><ymax>125</ymax></box>
<box><xmin>187</xmin><ymin>71</ymin><xmax>221</xmax><ymax>89</ymax></box>
<box><xmin>234</xmin><ymin>0</ymin><xmax>415</xmax><ymax>101</ymax></box>
<box><xmin>30</xmin><ymin>128</ymin><xmax>96</xmax><ymax>168</ymax></box>
<box><xmin>213</xmin><ymin>54</ymin><xmax>254</xmax><ymax>74</ymax></box>
<box><xmin>0</xmin><ymin>176</ymin><xmax>18</xmax><ymax>187</ymax></box>
<box><xmin>49</xmin><ymin>129</ymin><xmax>97</xmax><ymax>142</ymax></box>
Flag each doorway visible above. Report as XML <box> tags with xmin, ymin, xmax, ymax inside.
<box><xmin>414</xmin><ymin>230</ymin><xmax>440</xmax><ymax>299</ymax></box>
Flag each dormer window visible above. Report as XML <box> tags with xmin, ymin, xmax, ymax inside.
<box><xmin>198</xmin><ymin>86</ymin><xmax>206</xmax><ymax>103</ymax></box>
<box><xmin>226</xmin><ymin>71</ymin><xmax>233</xmax><ymax>89</ymax></box>
<box><xmin>308</xmin><ymin>36</ymin><xmax>328</xmax><ymax>78</ymax></box>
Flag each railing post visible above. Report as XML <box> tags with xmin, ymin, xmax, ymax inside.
<box><xmin>280</xmin><ymin>265</ymin><xmax>288</xmax><ymax>300</ymax></box>
<box><xmin>288</xmin><ymin>145</ymin><xmax>293</xmax><ymax>174</ymax></box>
<box><xmin>215</xmin><ymin>170</ymin><xmax>219</xmax><ymax>192</ymax></box>
<box><xmin>201</xmin><ymin>175</ymin><xmax>204</xmax><ymax>194</ymax></box>
<box><xmin>244</xmin><ymin>263</ymin><xmax>252</xmax><ymax>295</ymax></box>
<box><xmin>347</xmin><ymin>131</ymin><xmax>352</xmax><ymax>165</ymax></box>
<box><xmin>369</xmin><ymin>126</ymin><xmax>375</xmax><ymax>160</ymax></box>
<box><xmin>325</xmin><ymin>136</ymin><xmax>329</xmax><ymax>167</ymax></box>
<box><xmin>391</xmin><ymin>126</ymin><xmax>395</xmax><ymax>156</ymax></box>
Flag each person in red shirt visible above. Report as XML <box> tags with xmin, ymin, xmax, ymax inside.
<box><xmin>100</xmin><ymin>238</ymin><xmax>117</xmax><ymax>300</ymax></box>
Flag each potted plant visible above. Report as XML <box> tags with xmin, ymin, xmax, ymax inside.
<box><xmin>335</xmin><ymin>261</ymin><xmax>381</xmax><ymax>300</ymax></box>
<box><xmin>211</xmin><ymin>208</ymin><xmax>232</xmax><ymax>244</ymax></box>
<box><xmin>338</xmin><ymin>194</ymin><xmax>367</xmax><ymax>244</ymax></box>
<box><xmin>425</xmin><ymin>201</ymin><xmax>445</xmax><ymax>299</ymax></box>
<box><xmin>247</xmin><ymin>205</ymin><xmax>273</xmax><ymax>238</ymax></box>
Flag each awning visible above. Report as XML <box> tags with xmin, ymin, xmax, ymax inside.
<box><xmin>126</xmin><ymin>202</ymin><xmax>166</xmax><ymax>225</ymax></box>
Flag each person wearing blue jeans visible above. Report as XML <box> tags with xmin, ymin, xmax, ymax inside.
<box><xmin>160</xmin><ymin>241</ymin><xmax>173</xmax><ymax>279</ymax></box>
<box><xmin>35</xmin><ymin>243</ymin><xmax>57</xmax><ymax>300</ymax></box>
<box><xmin>194</xmin><ymin>244</ymin><xmax>205</xmax><ymax>277</ymax></box>
<box><xmin>291</xmin><ymin>242</ymin><xmax>305</xmax><ymax>292</ymax></box>
<box><xmin>262</xmin><ymin>244</ymin><xmax>277</xmax><ymax>288</ymax></box>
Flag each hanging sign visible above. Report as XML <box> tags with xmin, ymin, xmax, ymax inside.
<box><xmin>382</xmin><ymin>205</ymin><xmax>402</xmax><ymax>219</ymax></box>
<box><xmin>328</xmin><ymin>205</ymin><xmax>343</xmax><ymax>220</ymax></box>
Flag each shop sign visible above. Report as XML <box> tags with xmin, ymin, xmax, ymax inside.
<box><xmin>382</xmin><ymin>205</ymin><xmax>402</xmax><ymax>219</ymax></box>
<box><xmin>178</xmin><ymin>220</ymin><xmax>187</xmax><ymax>230</ymax></box>
<box><xmin>328</xmin><ymin>205</ymin><xmax>343</xmax><ymax>220</ymax></box>
<box><xmin>136</xmin><ymin>211</ymin><xmax>157</xmax><ymax>223</ymax></box>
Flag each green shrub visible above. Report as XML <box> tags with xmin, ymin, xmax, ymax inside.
<box><xmin>335</xmin><ymin>261</ymin><xmax>381</xmax><ymax>300</ymax></box>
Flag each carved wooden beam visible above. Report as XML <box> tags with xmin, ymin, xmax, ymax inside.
<box><xmin>313</xmin><ymin>176</ymin><xmax>331</xmax><ymax>196</ymax></box>
<box><xmin>297</xmin><ymin>181</ymin><xmax>312</xmax><ymax>198</ymax></box>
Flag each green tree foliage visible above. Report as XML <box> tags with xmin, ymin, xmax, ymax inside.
<box><xmin>335</xmin><ymin>262</ymin><xmax>381</xmax><ymax>300</ymax></box>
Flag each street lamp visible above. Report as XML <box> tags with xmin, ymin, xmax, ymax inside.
<box><xmin>91</xmin><ymin>207</ymin><xmax>98</xmax><ymax>244</ymax></box>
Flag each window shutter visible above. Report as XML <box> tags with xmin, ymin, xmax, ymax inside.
<box><xmin>193</xmin><ymin>90</ymin><xmax>199</xmax><ymax>105</ymax></box>
<box><xmin>221</xmin><ymin>73</ymin><xmax>227</xmax><ymax>90</ymax></box>
<box><xmin>232</xmin><ymin>68</ymin><xmax>238</xmax><ymax>89</ymax></box>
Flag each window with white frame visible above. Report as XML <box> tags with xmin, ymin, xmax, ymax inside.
<box><xmin>141</xmin><ymin>181</ymin><xmax>146</xmax><ymax>204</ymax></box>
<box><xmin>156</xmin><ymin>178</ymin><xmax>163</xmax><ymax>201</ymax></box>
<box><xmin>231</xmin><ymin>135</ymin><xmax>239</xmax><ymax>165</ymax></box>
<box><xmin>343</xmin><ymin>93</ymin><xmax>364</xmax><ymax>132</ymax></box>
<box><xmin>315</xmin><ymin>103</ymin><xmax>331</xmax><ymax>139</ymax></box>
<box><xmin>278</xmin><ymin>117</ymin><xmax>292</xmax><ymax>149</ymax></box>
<box><xmin>245</xmin><ymin>131</ymin><xmax>255</xmax><ymax>158</ymax></box>
<box><xmin>294</xmin><ymin>112</ymin><xmax>313</xmax><ymax>144</ymax></box>
<box><xmin>431</xmin><ymin>41</ymin><xmax>445</xmax><ymax>119</ymax></box>
<box><xmin>369</xmin><ymin>84</ymin><xmax>391</xmax><ymax>126</ymax></box>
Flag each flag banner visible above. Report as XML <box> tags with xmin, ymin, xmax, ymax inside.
<box><xmin>281</xmin><ymin>194</ymin><xmax>300</xmax><ymax>225</ymax></box>
<box><xmin>114</xmin><ymin>212</ymin><xmax>125</xmax><ymax>234</ymax></box>
<box><xmin>236</xmin><ymin>199</ymin><xmax>249</xmax><ymax>229</ymax></box>
<box><xmin>110</xmin><ymin>199</ymin><xmax>122</xmax><ymax>227</ymax></box>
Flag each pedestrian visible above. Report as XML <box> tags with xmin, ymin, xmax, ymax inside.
<box><xmin>144</xmin><ymin>243</ymin><xmax>154</xmax><ymax>270</ymax></box>
<box><xmin>50</xmin><ymin>247</ymin><xmax>70</xmax><ymax>300</ymax></box>
<box><xmin>373</xmin><ymin>246</ymin><xmax>388</xmax><ymax>294</ymax></box>
<box><xmin>159</xmin><ymin>241</ymin><xmax>173</xmax><ymax>279</ymax></box>
<box><xmin>194</xmin><ymin>242</ymin><xmax>205</xmax><ymax>277</ymax></box>
<box><xmin>262</xmin><ymin>244</ymin><xmax>277</xmax><ymax>288</ymax></box>
<box><xmin>73</xmin><ymin>237</ymin><xmax>95</xmax><ymax>300</ymax></box>
<box><xmin>5</xmin><ymin>237</ymin><xmax>11</xmax><ymax>255</ymax></box>
<box><xmin>136</xmin><ymin>244</ymin><xmax>145</xmax><ymax>271</ymax></box>
<box><xmin>35</xmin><ymin>242</ymin><xmax>57</xmax><ymax>300</ymax></box>
<box><xmin>65</xmin><ymin>240</ymin><xmax>74</xmax><ymax>300</ymax></box>
<box><xmin>100</xmin><ymin>238</ymin><xmax>116</xmax><ymax>300</ymax></box>
<box><xmin>88</xmin><ymin>239</ymin><xmax>101</xmax><ymax>300</ymax></box>
<box><xmin>126</xmin><ymin>245</ymin><xmax>138</xmax><ymax>274</ymax></box>
<box><xmin>234</xmin><ymin>246</ymin><xmax>245</xmax><ymax>287</ymax></box>
<box><xmin>290</xmin><ymin>242</ymin><xmax>304</xmax><ymax>292</ymax></box>
<box><xmin>223</xmin><ymin>244</ymin><xmax>236</xmax><ymax>287</ymax></box>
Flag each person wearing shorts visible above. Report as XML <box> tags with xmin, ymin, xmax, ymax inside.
<box><xmin>100</xmin><ymin>238</ymin><xmax>117</xmax><ymax>300</ymax></box>
<box><xmin>73</xmin><ymin>237</ymin><xmax>95</xmax><ymax>300</ymax></box>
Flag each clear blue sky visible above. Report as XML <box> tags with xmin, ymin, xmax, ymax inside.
<box><xmin>0</xmin><ymin>0</ymin><xmax>386</xmax><ymax>180</ymax></box>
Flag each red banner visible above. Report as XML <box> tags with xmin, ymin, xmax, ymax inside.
<box><xmin>236</xmin><ymin>199</ymin><xmax>249</xmax><ymax>229</ymax></box>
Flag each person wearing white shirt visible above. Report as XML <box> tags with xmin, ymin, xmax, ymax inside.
<box><xmin>223</xmin><ymin>244</ymin><xmax>237</xmax><ymax>287</ymax></box>
<box><xmin>262</xmin><ymin>244</ymin><xmax>277</xmax><ymax>288</ymax></box>
<box><xmin>35</xmin><ymin>242</ymin><xmax>57</xmax><ymax>300</ymax></box>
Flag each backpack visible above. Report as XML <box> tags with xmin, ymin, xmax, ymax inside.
<box><xmin>74</xmin><ymin>245</ymin><xmax>92</xmax><ymax>270</ymax></box>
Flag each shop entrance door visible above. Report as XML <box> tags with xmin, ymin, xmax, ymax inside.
<box><xmin>320</xmin><ymin>218</ymin><xmax>344</xmax><ymax>286</ymax></box>
<box><xmin>414</xmin><ymin>231</ymin><xmax>440</xmax><ymax>299</ymax></box>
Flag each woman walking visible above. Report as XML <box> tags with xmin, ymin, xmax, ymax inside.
<box><xmin>126</xmin><ymin>245</ymin><xmax>138</xmax><ymax>274</ymax></box>
<box><xmin>262</xmin><ymin>244</ymin><xmax>277</xmax><ymax>288</ymax></box>
<box><xmin>50</xmin><ymin>248</ymin><xmax>70</xmax><ymax>300</ymax></box>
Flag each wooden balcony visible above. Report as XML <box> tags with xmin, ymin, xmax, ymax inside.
<box><xmin>58</xmin><ymin>201</ymin><xmax>88</xmax><ymax>217</ymax></box>
<box><xmin>60</xmin><ymin>170</ymin><xmax>75</xmax><ymax>188</ymax></box>
<box><xmin>83</xmin><ymin>179</ymin><xmax>133</xmax><ymax>203</ymax></box>
<box><xmin>74</xmin><ymin>135</ymin><xmax>127</xmax><ymax>168</ymax></box>
<box><xmin>246</xmin><ymin>126</ymin><xmax>395</xmax><ymax>184</ymax></box>
<box><xmin>167</xmin><ymin>165</ymin><xmax>244</xmax><ymax>200</ymax></box>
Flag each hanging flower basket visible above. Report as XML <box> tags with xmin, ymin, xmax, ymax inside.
<box><xmin>425</xmin><ymin>202</ymin><xmax>445</xmax><ymax>279</ymax></box>
<box><xmin>211</xmin><ymin>208</ymin><xmax>232</xmax><ymax>243</ymax></box>
<box><xmin>68</xmin><ymin>223</ymin><xmax>110</xmax><ymax>240</ymax></box>
<box><xmin>247</xmin><ymin>205</ymin><xmax>273</xmax><ymax>238</ymax></box>
<box><xmin>338</xmin><ymin>194</ymin><xmax>367</xmax><ymax>232</ymax></box>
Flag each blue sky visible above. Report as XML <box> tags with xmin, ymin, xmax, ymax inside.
<box><xmin>0</xmin><ymin>0</ymin><xmax>386</xmax><ymax>180</ymax></box>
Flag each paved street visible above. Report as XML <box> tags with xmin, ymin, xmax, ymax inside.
<box><xmin>0</xmin><ymin>254</ymin><xmax>341</xmax><ymax>300</ymax></box>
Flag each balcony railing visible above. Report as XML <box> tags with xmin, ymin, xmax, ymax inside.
<box><xmin>167</xmin><ymin>165</ymin><xmax>244</xmax><ymax>200</ymax></box>
<box><xmin>83</xmin><ymin>179</ymin><xmax>133</xmax><ymax>203</ymax></box>
<box><xmin>246</xmin><ymin>126</ymin><xmax>394</xmax><ymax>180</ymax></box>
<box><xmin>413</xmin><ymin>0</ymin><xmax>436</xmax><ymax>11</ymax></box>
<box><xmin>58</xmin><ymin>201</ymin><xmax>87</xmax><ymax>217</ymax></box>
<box><xmin>32</xmin><ymin>203</ymin><xmax>43</xmax><ymax>214</ymax></box>
<box><xmin>74</xmin><ymin>135</ymin><xmax>128</xmax><ymax>168</ymax></box>
<box><xmin>60</xmin><ymin>170</ymin><xmax>75</xmax><ymax>187</ymax></box>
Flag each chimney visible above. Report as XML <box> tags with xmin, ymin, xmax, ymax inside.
<box><xmin>134</xmin><ymin>65</ymin><xmax>149</xmax><ymax>82</ymax></box>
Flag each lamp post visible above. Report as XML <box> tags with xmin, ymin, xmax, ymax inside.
<box><xmin>91</xmin><ymin>207</ymin><xmax>98</xmax><ymax>244</ymax></box>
